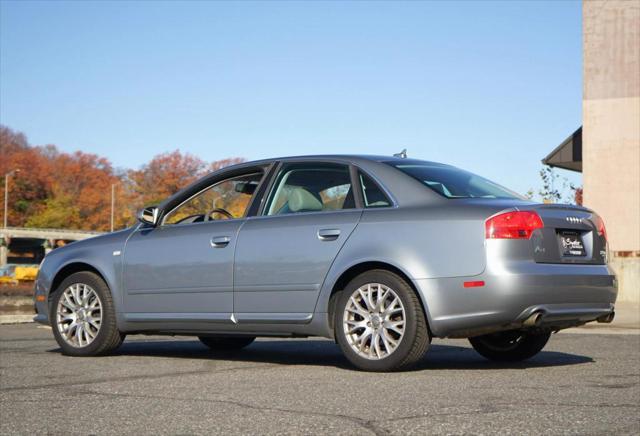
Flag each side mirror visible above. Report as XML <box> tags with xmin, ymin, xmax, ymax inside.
<box><xmin>137</xmin><ymin>206</ymin><xmax>159</xmax><ymax>226</ymax></box>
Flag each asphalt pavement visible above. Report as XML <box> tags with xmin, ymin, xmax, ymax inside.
<box><xmin>1</xmin><ymin>324</ymin><xmax>639</xmax><ymax>435</ymax></box>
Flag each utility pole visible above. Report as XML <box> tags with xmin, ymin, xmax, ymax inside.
<box><xmin>110</xmin><ymin>183</ymin><xmax>115</xmax><ymax>232</ymax></box>
<box><xmin>3</xmin><ymin>169</ymin><xmax>20</xmax><ymax>229</ymax></box>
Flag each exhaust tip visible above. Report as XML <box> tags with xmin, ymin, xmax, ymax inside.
<box><xmin>597</xmin><ymin>311</ymin><xmax>615</xmax><ymax>324</ymax></box>
<box><xmin>523</xmin><ymin>311</ymin><xmax>543</xmax><ymax>327</ymax></box>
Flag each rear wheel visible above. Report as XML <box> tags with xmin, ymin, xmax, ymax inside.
<box><xmin>335</xmin><ymin>270</ymin><xmax>430</xmax><ymax>372</ymax></box>
<box><xmin>469</xmin><ymin>330</ymin><xmax>551</xmax><ymax>362</ymax></box>
<box><xmin>51</xmin><ymin>271</ymin><xmax>124</xmax><ymax>356</ymax></box>
<box><xmin>198</xmin><ymin>336</ymin><xmax>255</xmax><ymax>350</ymax></box>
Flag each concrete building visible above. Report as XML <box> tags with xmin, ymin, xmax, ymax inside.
<box><xmin>545</xmin><ymin>1</ymin><xmax>639</xmax><ymax>304</ymax></box>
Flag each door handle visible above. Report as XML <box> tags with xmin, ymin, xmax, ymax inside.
<box><xmin>317</xmin><ymin>229</ymin><xmax>341</xmax><ymax>241</ymax></box>
<box><xmin>210</xmin><ymin>236</ymin><xmax>231</xmax><ymax>248</ymax></box>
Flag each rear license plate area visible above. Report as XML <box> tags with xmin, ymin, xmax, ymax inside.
<box><xmin>558</xmin><ymin>230</ymin><xmax>586</xmax><ymax>256</ymax></box>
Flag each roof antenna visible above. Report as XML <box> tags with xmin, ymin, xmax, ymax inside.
<box><xmin>393</xmin><ymin>148</ymin><xmax>407</xmax><ymax>159</ymax></box>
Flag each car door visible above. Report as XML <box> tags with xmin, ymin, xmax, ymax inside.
<box><xmin>233</xmin><ymin>161</ymin><xmax>362</xmax><ymax>323</ymax></box>
<box><xmin>122</xmin><ymin>170</ymin><xmax>264</xmax><ymax>325</ymax></box>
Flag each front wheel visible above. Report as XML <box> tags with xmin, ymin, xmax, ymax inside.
<box><xmin>335</xmin><ymin>270</ymin><xmax>430</xmax><ymax>372</ymax></box>
<box><xmin>51</xmin><ymin>271</ymin><xmax>124</xmax><ymax>356</ymax></box>
<box><xmin>469</xmin><ymin>330</ymin><xmax>551</xmax><ymax>362</ymax></box>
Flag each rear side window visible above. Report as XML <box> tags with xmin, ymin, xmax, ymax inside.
<box><xmin>388</xmin><ymin>162</ymin><xmax>523</xmax><ymax>200</ymax></box>
<box><xmin>359</xmin><ymin>172</ymin><xmax>391</xmax><ymax>208</ymax></box>
<box><xmin>264</xmin><ymin>163</ymin><xmax>355</xmax><ymax>216</ymax></box>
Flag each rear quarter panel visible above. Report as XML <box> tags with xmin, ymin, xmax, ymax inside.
<box><xmin>315</xmin><ymin>203</ymin><xmax>497</xmax><ymax>314</ymax></box>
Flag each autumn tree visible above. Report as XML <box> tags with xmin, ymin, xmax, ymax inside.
<box><xmin>26</xmin><ymin>149</ymin><xmax>123</xmax><ymax>231</ymax></box>
<box><xmin>2</xmin><ymin>125</ymin><xmax>245</xmax><ymax>231</ymax></box>
<box><xmin>127</xmin><ymin>151</ymin><xmax>245</xmax><ymax>209</ymax></box>
<box><xmin>1</xmin><ymin>126</ymin><xmax>52</xmax><ymax>227</ymax></box>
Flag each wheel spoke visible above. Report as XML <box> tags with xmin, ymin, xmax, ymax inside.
<box><xmin>67</xmin><ymin>323</ymin><xmax>77</xmax><ymax>340</ymax></box>
<box><xmin>81</xmin><ymin>285</ymin><xmax>90</xmax><ymax>306</ymax></box>
<box><xmin>356</xmin><ymin>289</ymin><xmax>370</xmax><ymax>312</ymax></box>
<box><xmin>358</xmin><ymin>329</ymin><xmax>372</xmax><ymax>352</ymax></box>
<box><xmin>70</xmin><ymin>285</ymin><xmax>80</xmax><ymax>306</ymax></box>
<box><xmin>383</xmin><ymin>297</ymin><xmax>401</xmax><ymax>315</ymax></box>
<box><xmin>85</xmin><ymin>325</ymin><xmax>97</xmax><ymax>339</ymax></box>
<box><xmin>346</xmin><ymin>319</ymin><xmax>368</xmax><ymax>333</ymax></box>
<box><xmin>376</xmin><ymin>287</ymin><xmax>388</xmax><ymax>311</ymax></box>
<box><xmin>372</xmin><ymin>331</ymin><xmax>382</xmax><ymax>358</ymax></box>
<box><xmin>384</xmin><ymin>320</ymin><xmax>404</xmax><ymax>335</ymax></box>
<box><xmin>349</xmin><ymin>297</ymin><xmax>369</xmax><ymax>316</ymax></box>
<box><xmin>366</xmin><ymin>284</ymin><xmax>376</xmax><ymax>311</ymax></box>
<box><xmin>62</xmin><ymin>293</ymin><xmax>76</xmax><ymax>310</ymax></box>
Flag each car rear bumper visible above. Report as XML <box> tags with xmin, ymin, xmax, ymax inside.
<box><xmin>413</xmin><ymin>262</ymin><xmax>617</xmax><ymax>338</ymax></box>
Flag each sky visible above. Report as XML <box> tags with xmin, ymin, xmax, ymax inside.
<box><xmin>0</xmin><ymin>0</ymin><xmax>582</xmax><ymax>197</ymax></box>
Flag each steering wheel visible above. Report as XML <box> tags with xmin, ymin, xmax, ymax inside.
<box><xmin>205</xmin><ymin>208</ymin><xmax>234</xmax><ymax>221</ymax></box>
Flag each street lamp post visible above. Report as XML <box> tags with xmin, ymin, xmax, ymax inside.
<box><xmin>110</xmin><ymin>183</ymin><xmax>115</xmax><ymax>232</ymax></box>
<box><xmin>3</xmin><ymin>169</ymin><xmax>20</xmax><ymax>229</ymax></box>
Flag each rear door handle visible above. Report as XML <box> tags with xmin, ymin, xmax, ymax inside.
<box><xmin>317</xmin><ymin>229</ymin><xmax>341</xmax><ymax>241</ymax></box>
<box><xmin>210</xmin><ymin>236</ymin><xmax>231</xmax><ymax>248</ymax></box>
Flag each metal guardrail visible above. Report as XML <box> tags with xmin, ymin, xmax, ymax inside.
<box><xmin>0</xmin><ymin>227</ymin><xmax>104</xmax><ymax>240</ymax></box>
<box><xmin>1</xmin><ymin>227</ymin><xmax>103</xmax><ymax>235</ymax></box>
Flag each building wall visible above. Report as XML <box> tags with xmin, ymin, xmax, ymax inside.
<box><xmin>583</xmin><ymin>0</ymin><xmax>640</xmax><ymax>303</ymax></box>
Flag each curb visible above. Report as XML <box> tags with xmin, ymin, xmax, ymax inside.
<box><xmin>0</xmin><ymin>315</ymin><xmax>34</xmax><ymax>325</ymax></box>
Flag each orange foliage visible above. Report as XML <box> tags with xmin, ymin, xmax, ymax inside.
<box><xmin>0</xmin><ymin>125</ymin><xmax>245</xmax><ymax>231</ymax></box>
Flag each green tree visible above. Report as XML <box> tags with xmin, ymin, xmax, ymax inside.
<box><xmin>25</xmin><ymin>191</ymin><xmax>81</xmax><ymax>229</ymax></box>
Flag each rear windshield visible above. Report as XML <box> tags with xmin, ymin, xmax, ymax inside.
<box><xmin>388</xmin><ymin>162</ymin><xmax>523</xmax><ymax>200</ymax></box>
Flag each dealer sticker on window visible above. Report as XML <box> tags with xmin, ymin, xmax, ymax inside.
<box><xmin>559</xmin><ymin>231</ymin><xmax>586</xmax><ymax>256</ymax></box>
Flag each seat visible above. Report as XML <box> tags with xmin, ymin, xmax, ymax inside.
<box><xmin>287</xmin><ymin>187</ymin><xmax>323</xmax><ymax>213</ymax></box>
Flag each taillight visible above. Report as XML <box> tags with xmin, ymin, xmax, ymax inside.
<box><xmin>594</xmin><ymin>215</ymin><xmax>607</xmax><ymax>241</ymax></box>
<box><xmin>485</xmin><ymin>211</ymin><xmax>544</xmax><ymax>239</ymax></box>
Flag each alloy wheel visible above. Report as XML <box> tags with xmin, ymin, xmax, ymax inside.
<box><xmin>56</xmin><ymin>283</ymin><xmax>103</xmax><ymax>348</ymax></box>
<box><xmin>342</xmin><ymin>283</ymin><xmax>406</xmax><ymax>360</ymax></box>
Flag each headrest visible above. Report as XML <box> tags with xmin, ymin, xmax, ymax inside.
<box><xmin>288</xmin><ymin>187</ymin><xmax>323</xmax><ymax>212</ymax></box>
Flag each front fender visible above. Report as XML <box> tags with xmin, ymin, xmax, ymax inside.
<box><xmin>34</xmin><ymin>229</ymin><xmax>132</xmax><ymax>326</ymax></box>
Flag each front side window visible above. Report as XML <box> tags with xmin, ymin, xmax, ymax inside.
<box><xmin>264</xmin><ymin>163</ymin><xmax>355</xmax><ymax>216</ymax></box>
<box><xmin>163</xmin><ymin>172</ymin><xmax>263</xmax><ymax>225</ymax></box>
<box><xmin>387</xmin><ymin>161</ymin><xmax>523</xmax><ymax>200</ymax></box>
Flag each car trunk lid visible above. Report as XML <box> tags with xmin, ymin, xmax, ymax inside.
<box><xmin>522</xmin><ymin>204</ymin><xmax>607</xmax><ymax>265</ymax></box>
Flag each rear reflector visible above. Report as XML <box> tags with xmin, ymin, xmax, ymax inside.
<box><xmin>463</xmin><ymin>280</ymin><xmax>485</xmax><ymax>288</ymax></box>
<box><xmin>485</xmin><ymin>211</ymin><xmax>543</xmax><ymax>239</ymax></box>
<box><xmin>35</xmin><ymin>295</ymin><xmax>46</xmax><ymax>302</ymax></box>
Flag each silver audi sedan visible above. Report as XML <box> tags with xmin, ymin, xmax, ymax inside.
<box><xmin>34</xmin><ymin>155</ymin><xmax>617</xmax><ymax>371</ymax></box>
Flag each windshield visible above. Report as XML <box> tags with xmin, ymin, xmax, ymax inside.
<box><xmin>388</xmin><ymin>162</ymin><xmax>523</xmax><ymax>200</ymax></box>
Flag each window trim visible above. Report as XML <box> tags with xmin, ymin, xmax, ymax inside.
<box><xmin>159</xmin><ymin>170</ymin><xmax>266</xmax><ymax>226</ymax></box>
<box><xmin>257</xmin><ymin>161</ymin><xmax>362</xmax><ymax>217</ymax></box>
<box><xmin>356</xmin><ymin>169</ymin><xmax>395</xmax><ymax>209</ymax></box>
<box><xmin>353</xmin><ymin>166</ymin><xmax>398</xmax><ymax>209</ymax></box>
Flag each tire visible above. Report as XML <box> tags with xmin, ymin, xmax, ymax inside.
<box><xmin>335</xmin><ymin>269</ymin><xmax>430</xmax><ymax>372</ymax></box>
<box><xmin>50</xmin><ymin>271</ymin><xmax>124</xmax><ymax>356</ymax></box>
<box><xmin>198</xmin><ymin>336</ymin><xmax>255</xmax><ymax>350</ymax></box>
<box><xmin>469</xmin><ymin>330</ymin><xmax>551</xmax><ymax>362</ymax></box>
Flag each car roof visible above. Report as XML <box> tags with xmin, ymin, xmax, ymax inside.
<box><xmin>222</xmin><ymin>154</ymin><xmax>448</xmax><ymax>170</ymax></box>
